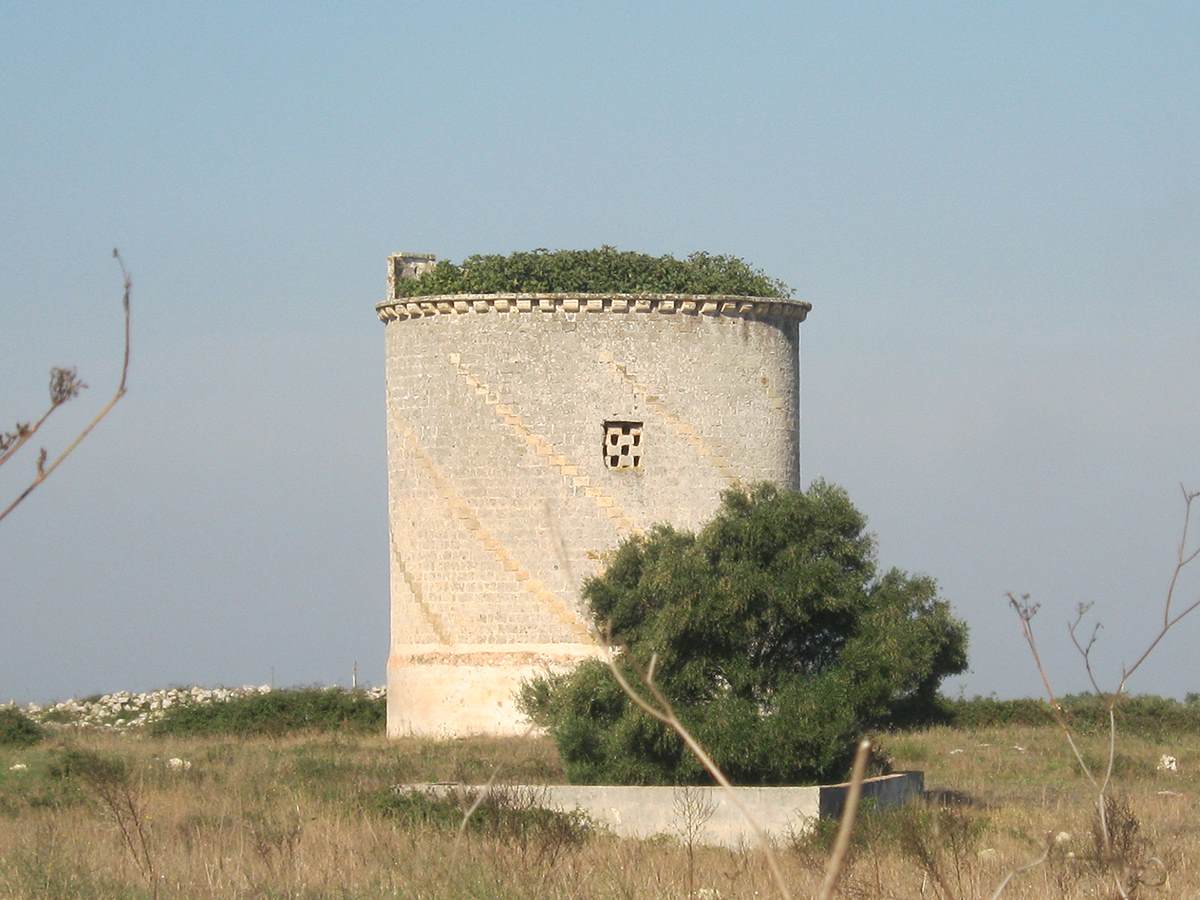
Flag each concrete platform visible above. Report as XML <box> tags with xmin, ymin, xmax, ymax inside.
<box><xmin>399</xmin><ymin>771</ymin><xmax>923</xmax><ymax>848</ymax></box>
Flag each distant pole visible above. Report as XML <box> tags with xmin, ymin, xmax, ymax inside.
<box><xmin>352</xmin><ymin>661</ymin><xmax>358</xmax><ymax>690</ymax></box>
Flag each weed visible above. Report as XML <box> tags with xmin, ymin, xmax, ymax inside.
<box><xmin>0</xmin><ymin>708</ymin><xmax>43</xmax><ymax>747</ymax></box>
<box><xmin>896</xmin><ymin>805</ymin><xmax>988</xmax><ymax>899</ymax></box>
<box><xmin>1087</xmin><ymin>794</ymin><xmax>1166</xmax><ymax>895</ymax></box>
<box><xmin>243</xmin><ymin>799</ymin><xmax>304</xmax><ymax>872</ymax></box>
<box><xmin>372</xmin><ymin>783</ymin><xmax>594</xmax><ymax>873</ymax></box>
<box><xmin>674</xmin><ymin>785</ymin><xmax>718</xmax><ymax>898</ymax></box>
<box><xmin>796</xmin><ymin>802</ymin><xmax>991</xmax><ymax>900</ymax></box>
<box><xmin>51</xmin><ymin>747</ymin><xmax>157</xmax><ymax>896</ymax></box>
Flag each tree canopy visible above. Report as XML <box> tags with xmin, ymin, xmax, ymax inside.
<box><xmin>520</xmin><ymin>481</ymin><xmax>968</xmax><ymax>785</ymax></box>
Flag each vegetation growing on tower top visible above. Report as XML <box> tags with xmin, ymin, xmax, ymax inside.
<box><xmin>393</xmin><ymin>247</ymin><xmax>793</xmax><ymax>298</ymax></box>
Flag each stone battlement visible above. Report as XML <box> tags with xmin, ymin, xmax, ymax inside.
<box><xmin>376</xmin><ymin>292</ymin><xmax>811</xmax><ymax>323</ymax></box>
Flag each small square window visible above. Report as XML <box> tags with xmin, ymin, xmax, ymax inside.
<box><xmin>603</xmin><ymin>421</ymin><xmax>644</xmax><ymax>470</ymax></box>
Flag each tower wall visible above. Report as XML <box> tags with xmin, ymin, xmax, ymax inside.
<box><xmin>378</xmin><ymin>281</ymin><xmax>809</xmax><ymax>736</ymax></box>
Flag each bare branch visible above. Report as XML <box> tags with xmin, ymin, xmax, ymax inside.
<box><xmin>0</xmin><ymin>250</ymin><xmax>131</xmax><ymax>524</ymax></box>
<box><xmin>1067</xmin><ymin>603</ymin><xmax>1103</xmax><ymax>696</ymax></box>
<box><xmin>1117</xmin><ymin>486</ymin><xmax>1200</xmax><ymax>692</ymax></box>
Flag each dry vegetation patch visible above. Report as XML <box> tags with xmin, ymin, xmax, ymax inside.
<box><xmin>0</xmin><ymin>723</ymin><xmax>1195</xmax><ymax>898</ymax></box>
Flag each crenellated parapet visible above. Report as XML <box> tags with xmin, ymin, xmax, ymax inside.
<box><xmin>376</xmin><ymin>292</ymin><xmax>811</xmax><ymax>323</ymax></box>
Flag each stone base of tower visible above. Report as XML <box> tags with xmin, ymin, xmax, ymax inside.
<box><xmin>386</xmin><ymin>643</ymin><xmax>602</xmax><ymax>737</ymax></box>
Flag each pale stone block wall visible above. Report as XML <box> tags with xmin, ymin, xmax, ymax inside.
<box><xmin>378</xmin><ymin>266</ymin><xmax>810</xmax><ymax>737</ymax></box>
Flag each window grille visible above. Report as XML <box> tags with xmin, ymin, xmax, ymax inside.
<box><xmin>603</xmin><ymin>421</ymin><xmax>643</xmax><ymax>470</ymax></box>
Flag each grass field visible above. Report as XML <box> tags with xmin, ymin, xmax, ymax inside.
<box><xmin>1</xmin><ymin>720</ymin><xmax>1196</xmax><ymax>898</ymax></box>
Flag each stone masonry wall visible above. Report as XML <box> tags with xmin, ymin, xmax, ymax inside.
<box><xmin>379</xmin><ymin>288</ymin><xmax>809</xmax><ymax>736</ymax></box>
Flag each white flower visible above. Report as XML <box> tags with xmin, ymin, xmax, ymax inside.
<box><xmin>8</xmin><ymin>763</ymin><xmax>28</xmax><ymax>772</ymax></box>
<box><xmin>166</xmin><ymin>757</ymin><xmax>192</xmax><ymax>771</ymax></box>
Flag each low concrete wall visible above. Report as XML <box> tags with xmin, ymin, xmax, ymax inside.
<box><xmin>401</xmin><ymin>772</ymin><xmax>923</xmax><ymax>848</ymax></box>
<box><xmin>820</xmin><ymin>770</ymin><xmax>925</xmax><ymax>820</ymax></box>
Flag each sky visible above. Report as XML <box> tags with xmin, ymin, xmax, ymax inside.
<box><xmin>2</xmin><ymin>2</ymin><xmax>1198</xmax><ymax>705</ymax></box>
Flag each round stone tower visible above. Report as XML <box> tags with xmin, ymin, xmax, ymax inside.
<box><xmin>377</xmin><ymin>252</ymin><xmax>811</xmax><ymax>736</ymax></box>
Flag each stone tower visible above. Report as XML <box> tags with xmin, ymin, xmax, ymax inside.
<box><xmin>377</xmin><ymin>252</ymin><xmax>811</xmax><ymax>736</ymax></box>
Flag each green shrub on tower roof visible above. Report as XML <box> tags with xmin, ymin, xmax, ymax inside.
<box><xmin>394</xmin><ymin>247</ymin><xmax>793</xmax><ymax>298</ymax></box>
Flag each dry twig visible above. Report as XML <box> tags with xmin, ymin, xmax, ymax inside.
<box><xmin>816</xmin><ymin>739</ymin><xmax>871</xmax><ymax>900</ymax></box>
<box><xmin>455</xmin><ymin>722</ymin><xmax>537</xmax><ymax>840</ymax></box>
<box><xmin>1007</xmin><ymin>483</ymin><xmax>1200</xmax><ymax>879</ymax></box>
<box><xmin>0</xmin><ymin>249</ymin><xmax>131</xmax><ymax>524</ymax></box>
<box><xmin>988</xmin><ymin>832</ymin><xmax>1053</xmax><ymax>900</ymax></box>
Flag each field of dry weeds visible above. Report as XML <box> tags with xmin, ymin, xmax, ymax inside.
<box><xmin>0</xmin><ymin>723</ymin><xmax>1196</xmax><ymax>898</ymax></box>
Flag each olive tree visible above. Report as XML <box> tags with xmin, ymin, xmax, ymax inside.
<box><xmin>520</xmin><ymin>481</ymin><xmax>967</xmax><ymax>785</ymax></box>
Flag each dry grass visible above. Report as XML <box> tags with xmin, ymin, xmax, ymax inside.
<box><xmin>0</xmin><ymin>724</ymin><xmax>1196</xmax><ymax>898</ymax></box>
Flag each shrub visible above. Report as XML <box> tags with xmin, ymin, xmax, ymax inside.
<box><xmin>520</xmin><ymin>481</ymin><xmax>968</xmax><ymax>785</ymax></box>
<box><xmin>924</xmin><ymin>693</ymin><xmax>1200</xmax><ymax>737</ymax></box>
<box><xmin>371</xmin><ymin>785</ymin><xmax>592</xmax><ymax>842</ymax></box>
<box><xmin>0</xmin><ymin>707</ymin><xmax>43</xmax><ymax>747</ymax></box>
<box><xmin>394</xmin><ymin>247</ymin><xmax>792</xmax><ymax>298</ymax></box>
<box><xmin>49</xmin><ymin>747</ymin><xmax>128</xmax><ymax>784</ymax></box>
<box><xmin>148</xmin><ymin>687</ymin><xmax>384</xmax><ymax>737</ymax></box>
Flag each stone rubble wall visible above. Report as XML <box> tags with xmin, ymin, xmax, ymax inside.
<box><xmin>8</xmin><ymin>685</ymin><xmax>386</xmax><ymax>731</ymax></box>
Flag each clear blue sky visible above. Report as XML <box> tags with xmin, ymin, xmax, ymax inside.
<box><xmin>2</xmin><ymin>2</ymin><xmax>1198</xmax><ymax>703</ymax></box>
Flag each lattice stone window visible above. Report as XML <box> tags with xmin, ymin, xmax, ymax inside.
<box><xmin>603</xmin><ymin>421</ymin><xmax>644</xmax><ymax>470</ymax></box>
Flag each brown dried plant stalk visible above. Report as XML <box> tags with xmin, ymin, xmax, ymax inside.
<box><xmin>988</xmin><ymin>832</ymin><xmax>1053</xmax><ymax>900</ymax></box>
<box><xmin>1007</xmin><ymin>483</ymin><xmax>1200</xmax><ymax>898</ymax></box>
<box><xmin>64</xmin><ymin>749</ymin><xmax>158</xmax><ymax>898</ymax></box>
<box><xmin>0</xmin><ymin>249</ymin><xmax>131</xmax><ymax>523</ymax></box>
<box><xmin>816</xmin><ymin>737</ymin><xmax>871</xmax><ymax>900</ymax></box>
<box><xmin>605</xmin><ymin>642</ymin><xmax>872</xmax><ymax>900</ymax></box>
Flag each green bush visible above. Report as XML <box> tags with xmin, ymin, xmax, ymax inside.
<box><xmin>924</xmin><ymin>693</ymin><xmax>1200</xmax><ymax>737</ymax></box>
<box><xmin>0</xmin><ymin>707</ymin><xmax>43</xmax><ymax>747</ymax></box>
<box><xmin>148</xmin><ymin>688</ymin><xmax>385</xmax><ymax>737</ymax></box>
<box><xmin>520</xmin><ymin>481</ymin><xmax>968</xmax><ymax>786</ymax></box>
<box><xmin>371</xmin><ymin>786</ymin><xmax>594</xmax><ymax>846</ymax></box>
<box><xmin>795</xmin><ymin>801</ymin><xmax>986</xmax><ymax>858</ymax></box>
<box><xmin>48</xmin><ymin>747</ymin><xmax>128</xmax><ymax>784</ymax></box>
<box><xmin>394</xmin><ymin>247</ymin><xmax>792</xmax><ymax>298</ymax></box>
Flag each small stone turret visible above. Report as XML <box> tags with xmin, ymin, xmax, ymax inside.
<box><xmin>387</xmin><ymin>252</ymin><xmax>438</xmax><ymax>299</ymax></box>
